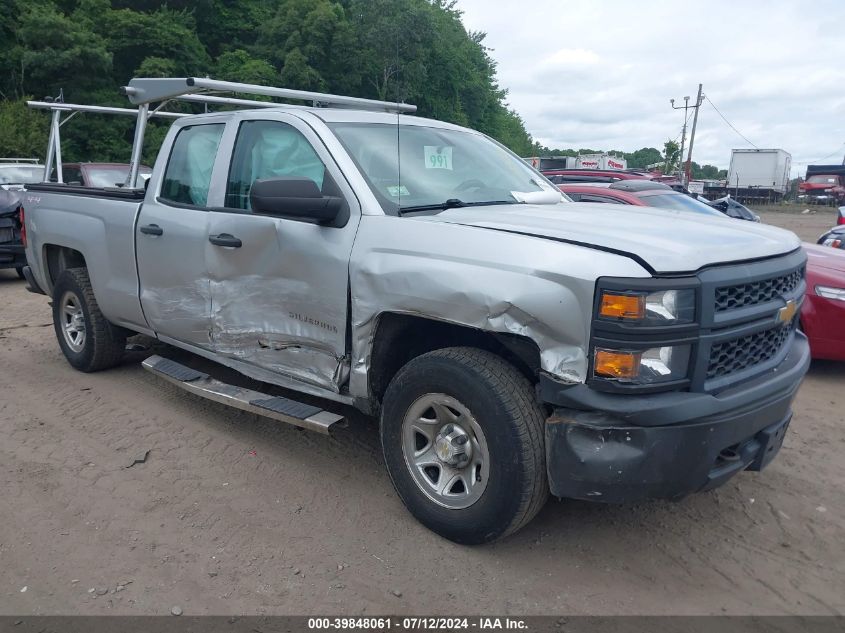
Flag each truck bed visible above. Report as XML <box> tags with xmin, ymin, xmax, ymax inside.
<box><xmin>23</xmin><ymin>184</ymin><xmax>148</xmax><ymax>333</ymax></box>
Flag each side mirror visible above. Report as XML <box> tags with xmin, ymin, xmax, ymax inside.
<box><xmin>250</xmin><ymin>177</ymin><xmax>342</xmax><ymax>223</ymax></box>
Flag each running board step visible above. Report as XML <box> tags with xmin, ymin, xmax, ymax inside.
<box><xmin>141</xmin><ymin>354</ymin><xmax>345</xmax><ymax>435</ymax></box>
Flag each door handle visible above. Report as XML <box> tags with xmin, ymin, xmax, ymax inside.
<box><xmin>139</xmin><ymin>223</ymin><xmax>163</xmax><ymax>236</ymax></box>
<box><xmin>208</xmin><ymin>233</ymin><xmax>242</xmax><ymax>248</ymax></box>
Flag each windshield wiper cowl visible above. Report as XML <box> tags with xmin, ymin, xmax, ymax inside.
<box><xmin>399</xmin><ymin>199</ymin><xmax>517</xmax><ymax>215</ymax></box>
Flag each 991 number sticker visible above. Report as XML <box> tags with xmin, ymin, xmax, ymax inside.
<box><xmin>424</xmin><ymin>145</ymin><xmax>453</xmax><ymax>170</ymax></box>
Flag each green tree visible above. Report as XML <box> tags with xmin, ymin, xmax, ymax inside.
<box><xmin>0</xmin><ymin>98</ymin><xmax>49</xmax><ymax>157</ymax></box>
<box><xmin>663</xmin><ymin>139</ymin><xmax>680</xmax><ymax>174</ymax></box>
<box><xmin>626</xmin><ymin>147</ymin><xmax>663</xmax><ymax>169</ymax></box>
<box><xmin>0</xmin><ymin>0</ymin><xmax>535</xmax><ymax>160</ymax></box>
<box><xmin>7</xmin><ymin>0</ymin><xmax>112</xmax><ymax>100</ymax></box>
<box><xmin>215</xmin><ymin>50</ymin><xmax>277</xmax><ymax>86</ymax></box>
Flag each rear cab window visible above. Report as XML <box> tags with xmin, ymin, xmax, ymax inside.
<box><xmin>160</xmin><ymin>124</ymin><xmax>225</xmax><ymax>207</ymax></box>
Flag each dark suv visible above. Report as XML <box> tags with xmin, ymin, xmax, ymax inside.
<box><xmin>0</xmin><ymin>189</ymin><xmax>25</xmax><ymax>278</ymax></box>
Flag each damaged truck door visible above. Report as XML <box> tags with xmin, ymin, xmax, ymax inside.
<box><xmin>203</xmin><ymin>114</ymin><xmax>358</xmax><ymax>392</ymax></box>
<box><xmin>137</xmin><ymin>121</ymin><xmax>225</xmax><ymax>349</ymax></box>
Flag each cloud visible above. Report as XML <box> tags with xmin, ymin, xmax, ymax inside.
<box><xmin>542</xmin><ymin>48</ymin><xmax>601</xmax><ymax>67</ymax></box>
<box><xmin>457</xmin><ymin>0</ymin><xmax>845</xmax><ymax>174</ymax></box>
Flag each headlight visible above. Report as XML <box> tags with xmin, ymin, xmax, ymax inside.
<box><xmin>594</xmin><ymin>345</ymin><xmax>691</xmax><ymax>384</ymax></box>
<box><xmin>816</xmin><ymin>285</ymin><xmax>845</xmax><ymax>301</ymax></box>
<box><xmin>598</xmin><ymin>288</ymin><xmax>695</xmax><ymax>324</ymax></box>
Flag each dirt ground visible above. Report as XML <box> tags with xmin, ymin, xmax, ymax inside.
<box><xmin>0</xmin><ymin>209</ymin><xmax>843</xmax><ymax>616</ymax></box>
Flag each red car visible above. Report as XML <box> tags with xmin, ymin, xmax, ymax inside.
<box><xmin>559</xmin><ymin>181</ymin><xmax>725</xmax><ymax>218</ymax></box>
<box><xmin>543</xmin><ymin>168</ymin><xmax>656</xmax><ymax>184</ymax></box>
<box><xmin>802</xmin><ymin>243</ymin><xmax>845</xmax><ymax>361</ymax></box>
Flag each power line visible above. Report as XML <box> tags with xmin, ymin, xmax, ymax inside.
<box><xmin>704</xmin><ymin>95</ymin><xmax>759</xmax><ymax>149</ymax></box>
<box><xmin>804</xmin><ymin>142</ymin><xmax>845</xmax><ymax>165</ymax></box>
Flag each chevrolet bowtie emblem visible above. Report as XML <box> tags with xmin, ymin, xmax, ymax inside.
<box><xmin>776</xmin><ymin>299</ymin><xmax>798</xmax><ymax>326</ymax></box>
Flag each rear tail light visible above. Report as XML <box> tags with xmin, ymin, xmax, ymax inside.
<box><xmin>838</xmin><ymin>214</ymin><xmax>845</xmax><ymax>226</ymax></box>
<box><xmin>19</xmin><ymin>207</ymin><xmax>26</xmax><ymax>247</ymax></box>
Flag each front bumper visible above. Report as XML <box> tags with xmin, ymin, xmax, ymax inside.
<box><xmin>542</xmin><ymin>333</ymin><xmax>810</xmax><ymax>503</ymax></box>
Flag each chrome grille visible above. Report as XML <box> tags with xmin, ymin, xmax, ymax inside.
<box><xmin>714</xmin><ymin>267</ymin><xmax>804</xmax><ymax>312</ymax></box>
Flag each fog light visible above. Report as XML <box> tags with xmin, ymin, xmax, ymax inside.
<box><xmin>594</xmin><ymin>349</ymin><xmax>640</xmax><ymax>379</ymax></box>
<box><xmin>593</xmin><ymin>345</ymin><xmax>690</xmax><ymax>384</ymax></box>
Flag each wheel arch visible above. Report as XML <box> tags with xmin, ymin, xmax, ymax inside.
<box><xmin>366</xmin><ymin>312</ymin><xmax>542</xmax><ymax>406</ymax></box>
<box><xmin>43</xmin><ymin>244</ymin><xmax>88</xmax><ymax>292</ymax></box>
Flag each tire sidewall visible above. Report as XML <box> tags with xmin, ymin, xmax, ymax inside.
<box><xmin>381</xmin><ymin>352</ymin><xmax>536</xmax><ymax>544</ymax></box>
<box><xmin>52</xmin><ymin>272</ymin><xmax>96</xmax><ymax>371</ymax></box>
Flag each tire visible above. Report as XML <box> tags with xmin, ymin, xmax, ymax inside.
<box><xmin>15</xmin><ymin>267</ymin><xmax>25</xmax><ymax>280</ymax></box>
<box><xmin>381</xmin><ymin>347</ymin><xmax>548</xmax><ymax>544</ymax></box>
<box><xmin>52</xmin><ymin>268</ymin><xmax>126</xmax><ymax>372</ymax></box>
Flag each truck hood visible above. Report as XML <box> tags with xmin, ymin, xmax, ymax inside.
<box><xmin>414</xmin><ymin>202</ymin><xmax>800</xmax><ymax>273</ymax></box>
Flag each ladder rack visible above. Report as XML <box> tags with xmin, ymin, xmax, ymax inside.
<box><xmin>28</xmin><ymin>76</ymin><xmax>417</xmax><ymax>189</ymax></box>
<box><xmin>27</xmin><ymin>101</ymin><xmax>188</xmax><ymax>187</ymax></box>
<box><xmin>123</xmin><ymin>77</ymin><xmax>417</xmax><ymax>114</ymax></box>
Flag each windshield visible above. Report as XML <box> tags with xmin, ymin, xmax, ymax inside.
<box><xmin>808</xmin><ymin>175</ymin><xmax>838</xmax><ymax>184</ymax></box>
<box><xmin>0</xmin><ymin>165</ymin><xmax>43</xmax><ymax>185</ymax></box>
<box><xmin>638</xmin><ymin>192</ymin><xmax>724</xmax><ymax>217</ymax></box>
<box><xmin>329</xmin><ymin>122</ymin><xmax>561</xmax><ymax>213</ymax></box>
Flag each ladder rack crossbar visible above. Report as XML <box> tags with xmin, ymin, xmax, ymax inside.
<box><xmin>175</xmin><ymin>94</ymin><xmax>308</xmax><ymax>110</ymax></box>
<box><xmin>26</xmin><ymin>101</ymin><xmax>187</xmax><ymax>119</ymax></box>
<box><xmin>124</xmin><ymin>77</ymin><xmax>417</xmax><ymax>114</ymax></box>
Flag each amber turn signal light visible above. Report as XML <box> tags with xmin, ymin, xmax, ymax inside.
<box><xmin>599</xmin><ymin>292</ymin><xmax>645</xmax><ymax>320</ymax></box>
<box><xmin>594</xmin><ymin>349</ymin><xmax>640</xmax><ymax>379</ymax></box>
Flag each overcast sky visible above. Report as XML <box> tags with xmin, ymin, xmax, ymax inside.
<box><xmin>457</xmin><ymin>0</ymin><xmax>845</xmax><ymax>174</ymax></box>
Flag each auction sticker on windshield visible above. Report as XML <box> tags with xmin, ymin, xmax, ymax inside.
<box><xmin>424</xmin><ymin>145</ymin><xmax>453</xmax><ymax>170</ymax></box>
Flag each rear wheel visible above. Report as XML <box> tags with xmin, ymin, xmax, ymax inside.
<box><xmin>52</xmin><ymin>268</ymin><xmax>126</xmax><ymax>372</ymax></box>
<box><xmin>381</xmin><ymin>347</ymin><xmax>548</xmax><ymax>544</ymax></box>
<box><xmin>15</xmin><ymin>267</ymin><xmax>25</xmax><ymax>280</ymax></box>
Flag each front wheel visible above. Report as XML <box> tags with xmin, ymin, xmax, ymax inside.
<box><xmin>52</xmin><ymin>268</ymin><xmax>126</xmax><ymax>372</ymax></box>
<box><xmin>381</xmin><ymin>347</ymin><xmax>548</xmax><ymax>544</ymax></box>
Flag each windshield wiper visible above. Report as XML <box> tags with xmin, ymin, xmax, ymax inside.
<box><xmin>398</xmin><ymin>199</ymin><xmax>517</xmax><ymax>215</ymax></box>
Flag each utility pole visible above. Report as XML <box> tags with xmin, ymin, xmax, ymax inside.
<box><xmin>670</xmin><ymin>95</ymin><xmax>690</xmax><ymax>184</ymax></box>
<box><xmin>684</xmin><ymin>84</ymin><xmax>704</xmax><ymax>185</ymax></box>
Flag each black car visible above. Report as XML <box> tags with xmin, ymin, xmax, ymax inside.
<box><xmin>705</xmin><ymin>195</ymin><xmax>761</xmax><ymax>222</ymax></box>
<box><xmin>818</xmin><ymin>225</ymin><xmax>845</xmax><ymax>250</ymax></box>
<box><xmin>0</xmin><ymin>189</ymin><xmax>26</xmax><ymax>278</ymax></box>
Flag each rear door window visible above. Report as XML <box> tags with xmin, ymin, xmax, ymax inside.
<box><xmin>160</xmin><ymin>124</ymin><xmax>225</xmax><ymax>207</ymax></box>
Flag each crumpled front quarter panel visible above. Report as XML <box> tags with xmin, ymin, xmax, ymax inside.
<box><xmin>348</xmin><ymin>215</ymin><xmax>650</xmax><ymax>398</ymax></box>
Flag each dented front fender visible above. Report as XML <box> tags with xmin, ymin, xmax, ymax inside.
<box><xmin>347</xmin><ymin>215</ymin><xmax>650</xmax><ymax>399</ymax></box>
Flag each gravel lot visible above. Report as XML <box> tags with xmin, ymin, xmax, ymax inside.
<box><xmin>1</xmin><ymin>209</ymin><xmax>843</xmax><ymax>616</ymax></box>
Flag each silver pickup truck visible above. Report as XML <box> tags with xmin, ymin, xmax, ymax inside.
<box><xmin>22</xmin><ymin>78</ymin><xmax>810</xmax><ymax>544</ymax></box>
